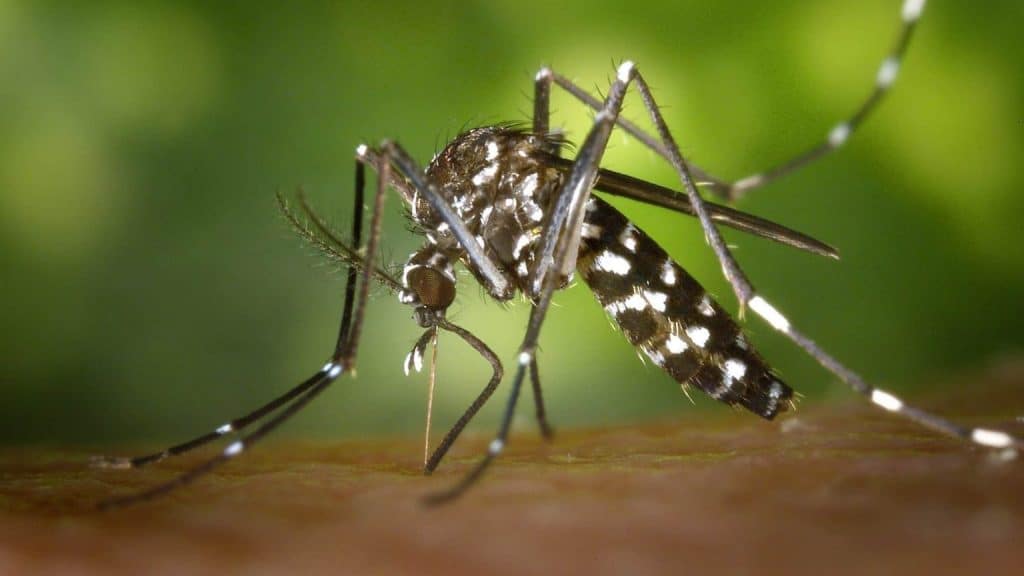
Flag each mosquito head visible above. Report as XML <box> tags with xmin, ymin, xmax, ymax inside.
<box><xmin>399</xmin><ymin>244</ymin><xmax>458</xmax><ymax>327</ymax></box>
<box><xmin>407</xmin><ymin>267</ymin><xmax>456</xmax><ymax>328</ymax></box>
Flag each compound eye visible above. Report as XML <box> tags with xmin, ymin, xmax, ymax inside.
<box><xmin>407</xmin><ymin>266</ymin><xmax>456</xmax><ymax>311</ymax></box>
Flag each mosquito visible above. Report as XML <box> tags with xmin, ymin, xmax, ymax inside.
<box><xmin>95</xmin><ymin>0</ymin><xmax>1020</xmax><ymax>509</ymax></box>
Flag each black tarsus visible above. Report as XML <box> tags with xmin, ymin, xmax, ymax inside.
<box><xmin>98</xmin><ymin>146</ymin><xmax>390</xmax><ymax>510</ymax></box>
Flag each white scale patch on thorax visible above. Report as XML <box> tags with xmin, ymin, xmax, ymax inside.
<box><xmin>523</xmin><ymin>200</ymin><xmax>544</xmax><ymax>223</ymax></box>
<box><xmin>452</xmin><ymin>194</ymin><xmax>471</xmax><ymax>215</ymax></box>
<box><xmin>519</xmin><ymin>173</ymin><xmax>539</xmax><ymax>196</ymax></box>
<box><xmin>485</xmin><ymin>139</ymin><xmax>500</xmax><ymax>161</ymax></box>
<box><xmin>512</xmin><ymin>233</ymin><xmax>533</xmax><ymax>260</ymax></box>
<box><xmin>472</xmin><ymin>162</ymin><xmax>499</xmax><ymax>186</ymax></box>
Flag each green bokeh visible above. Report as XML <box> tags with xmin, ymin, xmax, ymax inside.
<box><xmin>2</xmin><ymin>0</ymin><xmax>1022</xmax><ymax>446</ymax></box>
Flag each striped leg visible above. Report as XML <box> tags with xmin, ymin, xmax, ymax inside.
<box><xmin>427</xmin><ymin>61</ymin><xmax>640</xmax><ymax>503</ymax></box>
<box><xmin>623</xmin><ymin>60</ymin><xmax>1022</xmax><ymax>453</ymax></box>
<box><xmin>91</xmin><ymin>368</ymin><xmax>335</xmax><ymax>471</ymax></box>
<box><xmin>529</xmin><ymin>357</ymin><xmax>555</xmax><ymax>440</ymax></box>
<box><xmin>534</xmin><ymin>0</ymin><xmax>928</xmax><ymax>201</ymax></box>
<box><xmin>99</xmin><ymin>367</ymin><xmax>341</xmax><ymax>510</ymax></box>
<box><xmin>97</xmin><ymin>148</ymin><xmax>391</xmax><ymax>510</ymax></box>
<box><xmin>285</xmin><ymin>179</ymin><xmax>553</xmax><ymax>472</ymax></box>
<box><xmin>747</xmin><ymin>296</ymin><xmax>1019</xmax><ymax>450</ymax></box>
<box><xmin>365</xmin><ymin>142</ymin><xmax>556</xmax><ymax>454</ymax></box>
<box><xmin>421</xmin><ymin>319</ymin><xmax>503</xmax><ymax>474</ymax></box>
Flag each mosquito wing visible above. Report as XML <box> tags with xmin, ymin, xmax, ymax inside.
<box><xmin>546</xmin><ymin>156</ymin><xmax>838</xmax><ymax>259</ymax></box>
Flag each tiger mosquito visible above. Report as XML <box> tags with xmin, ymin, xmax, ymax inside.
<box><xmin>96</xmin><ymin>0</ymin><xmax>1020</xmax><ymax>509</ymax></box>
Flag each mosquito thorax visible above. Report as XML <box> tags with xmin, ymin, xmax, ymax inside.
<box><xmin>406</xmin><ymin>125</ymin><xmax>568</xmax><ymax>302</ymax></box>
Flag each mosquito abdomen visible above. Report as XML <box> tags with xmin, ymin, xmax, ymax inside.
<box><xmin>577</xmin><ymin>196</ymin><xmax>793</xmax><ymax>419</ymax></box>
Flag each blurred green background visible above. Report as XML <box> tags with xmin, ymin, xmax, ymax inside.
<box><xmin>2</xmin><ymin>0</ymin><xmax>1022</xmax><ymax>447</ymax></box>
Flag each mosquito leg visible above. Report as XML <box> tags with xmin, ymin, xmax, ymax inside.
<box><xmin>628</xmin><ymin>68</ymin><xmax>755</xmax><ymax>315</ymax></box>
<box><xmin>99</xmin><ymin>146</ymin><xmax>392</xmax><ymax>508</ymax></box>
<box><xmin>423</xmin><ymin>348</ymin><xmax>524</xmax><ymax>505</ymax></box>
<box><xmin>95</xmin><ymin>155</ymin><xmax>373</xmax><ymax>472</ymax></box>
<box><xmin>533</xmin><ymin>67</ymin><xmax>552</xmax><ymax>136</ymax></box>
<box><xmin>285</xmin><ymin>163</ymin><xmax>522</xmax><ymax>472</ymax></box>
<box><xmin>542</xmin><ymin>0</ymin><xmax>928</xmax><ymax>201</ymax></box>
<box><xmin>91</xmin><ymin>368</ymin><xmax>334</xmax><ymax>470</ymax></box>
<box><xmin>531</xmin><ymin>61</ymin><xmax>637</xmax><ymax>296</ymax></box>
<box><xmin>424</xmin><ymin>319</ymin><xmax>503</xmax><ymax>475</ymax></box>
<box><xmin>353</xmin><ymin>142</ymin><xmax>515</xmax><ymax>299</ymax></box>
<box><xmin>426</xmin><ymin>62</ymin><xmax>639</xmax><ymax>502</ymax></box>
<box><xmin>627</xmin><ymin>63</ymin><xmax>1021</xmax><ymax>452</ymax></box>
<box><xmin>539</xmin><ymin>67</ymin><xmax>719</xmax><ymax>188</ymax></box>
<box><xmin>530</xmin><ymin>355</ymin><xmax>554</xmax><ymax>441</ymax></box>
<box><xmin>333</xmin><ymin>147</ymin><xmax>389</xmax><ymax>363</ymax></box>
<box><xmin>415</xmin><ymin>321</ymin><xmax>550</xmax><ymax>474</ymax></box>
<box><xmin>525</xmin><ymin>72</ymin><xmax>563</xmax><ymax>440</ymax></box>
<box><xmin>749</xmin><ymin>295</ymin><xmax>1021</xmax><ymax>450</ymax></box>
<box><xmin>365</xmin><ymin>140</ymin><xmax>533</xmax><ymax>477</ymax></box>
<box><xmin>722</xmin><ymin>0</ymin><xmax>927</xmax><ymax>201</ymax></box>
<box><xmin>335</xmin><ymin>159</ymin><xmax>366</xmax><ymax>349</ymax></box>
<box><xmin>99</xmin><ymin>369</ymin><xmax>338</xmax><ymax>510</ymax></box>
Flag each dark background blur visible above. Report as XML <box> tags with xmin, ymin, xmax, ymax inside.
<box><xmin>2</xmin><ymin>1</ymin><xmax>1022</xmax><ymax>446</ymax></box>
